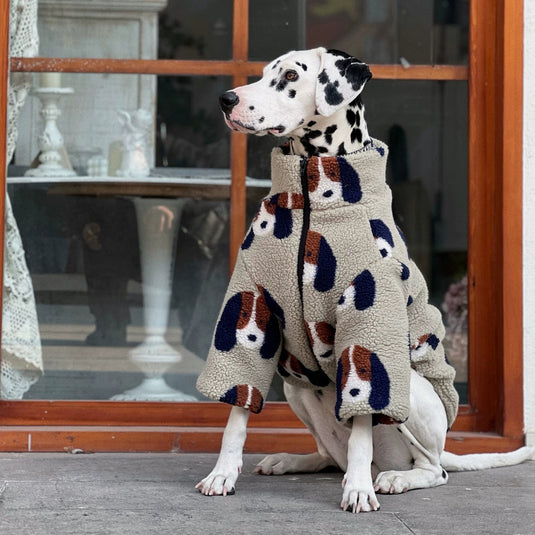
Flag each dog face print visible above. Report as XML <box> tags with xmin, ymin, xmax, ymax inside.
<box><xmin>306</xmin><ymin>156</ymin><xmax>362</xmax><ymax>204</ymax></box>
<box><xmin>335</xmin><ymin>344</ymin><xmax>390</xmax><ymax>421</ymax></box>
<box><xmin>219</xmin><ymin>48</ymin><xmax>371</xmax><ymax>138</ymax></box>
<box><xmin>242</xmin><ymin>193</ymin><xmax>304</xmax><ymax>250</ymax></box>
<box><xmin>214</xmin><ymin>286</ymin><xmax>283</xmax><ymax>360</ymax></box>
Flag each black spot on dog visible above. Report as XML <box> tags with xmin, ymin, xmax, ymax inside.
<box><xmin>346</xmin><ymin>109</ymin><xmax>356</xmax><ymax>126</ymax></box>
<box><xmin>288</xmin><ymin>89</ymin><xmax>296</xmax><ymax>99</ymax></box>
<box><xmin>298</xmin><ymin>118</ymin><xmax>305</xmax><ymax>126</ymax></box>
<box><xmin>351</xmin><ymin>128</ymin><xmax>363</xmax><ymax>144</ymax></box>
<box><xmin>442</xmin><ymin>469</ymin><xmax>447</xmax><ymax>479</ymax></box>
<box><xmin>324</xmin><ymin>125</ymin><xmax>337</xmax><ymax>145</ymax></box>
<box><xmin>259</xmin><ymin>116</ymin><xmax>265</xmax><ymax>123</ymax></box>
<box><xmin>324</xmin><ymin>84</ymin><xmax>344</xmax><ymax>106</ymax></box>
<box><xmin>249</xmin><ymin>105</ymin><xmax>255</xmax><ymax>110</ymax></box>
<box><xmin>317</xmin><ymin>146</ymin><xmax>329</xmax><ymax>153</ymax></box>
<box><xmin>270</xmin><ymin>79</ymin><xmax>276</xmax><ymax>87</ymax></box>
<box><xmin>337</xmin><ymin>142</ymin><xmax>346</xmax><ymax>155</ymax></box>
<box><xmin>271</xmin><ymin>60</ymin><xmax>281</xmax><ymax>70</ymax></box>
<box><xmin>276</xmin><ymin>79</ymin><xmax>289</xmax><ymax>92</ymax></box>
<box><xmin>363</xmin><ymin>139</ymin><xmax>372</xmax><ymax>146</ymax></box>
<box><xmin>308</xmin><ymin>130</ymin><xmax>322</xmax><ymax>139</ymax></box>
<box><xmin>307</xmin><ymin>121</ymin><xmax>316</xmax><ymax>127</ymax></box>
<box><xmin>296</xmin><ymin>61</ymin><xmax>308</xmax><ymax>71</ymax></box>
<box><xmin>318</xmin><ymin>69</ymin><xmax>329</xmax><ymax>85</ymax></box>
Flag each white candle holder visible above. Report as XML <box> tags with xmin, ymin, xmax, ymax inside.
<box><xmin>25</xmin><ymin>87</ymin><xmax>76</xmax><ymax>178</ymax></box>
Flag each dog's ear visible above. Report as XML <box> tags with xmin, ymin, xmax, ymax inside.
<box><xmin>214</xmin><ymin>292</ymin><xmax>242</xmax><ymax>351</ymax></box>
<box><xmin>315</xmin><ymin>48</ymin><xmax>372</xmax><ymax>116</ymax></box>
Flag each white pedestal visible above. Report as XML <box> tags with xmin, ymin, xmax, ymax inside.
<box><xmin>112</xmin><ymin>197</ymin><xmax>196</xmax><ymax>401</ymax></box>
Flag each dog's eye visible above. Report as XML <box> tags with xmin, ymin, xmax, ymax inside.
<box><xmin>284</xmin><ymin>70</ymin><xmax>299</xmax><ymax>81</ymax></box>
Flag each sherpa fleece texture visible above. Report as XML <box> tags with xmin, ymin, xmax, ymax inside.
<box><xmin>196</xmin><ymin>139</ymin><xmax>459</xmax><ymax>428</ymax></box>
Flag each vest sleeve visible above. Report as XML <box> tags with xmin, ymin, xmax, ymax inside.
<box><xmin>196</xmin><ymin>253</ymin><xmax>283</xmax><ymax>413</ymax></box>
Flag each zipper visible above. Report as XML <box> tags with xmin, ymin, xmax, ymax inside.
<box><xmin>297</xmin><ymin>157</ymin><xmax>311</xmax><ymax>305</ymax></box>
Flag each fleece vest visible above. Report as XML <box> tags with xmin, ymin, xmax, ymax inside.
<box><xmin>196</xmin><ymin>139</ymin><xmax>459</xmax><ymax>428</ymax></box>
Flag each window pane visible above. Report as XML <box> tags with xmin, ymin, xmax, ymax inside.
<box><xmin>3</xmin><ymin>73</ymin><xmax>268</xmax><ymax>400</ymax></box>
<box><xmin>250</xmin><ymin>0</ymin><xmax>469</xmax><ymax>65</ymax></box>
<box><xmin>35</xmin><ymin>0</ymin><xmax>233</xmax><ymax>61</ymax></box>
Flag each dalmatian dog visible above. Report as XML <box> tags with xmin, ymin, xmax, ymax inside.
<box><xmin>196</xmin><ymin>47</ymin><xmax>534</xmax><ymax>512</ymax></box>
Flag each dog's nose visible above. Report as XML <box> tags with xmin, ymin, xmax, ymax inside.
<box><xmin>220</xmin><ymin>91</ymin><xmax>239</xmax><ymax>114</ymax></box>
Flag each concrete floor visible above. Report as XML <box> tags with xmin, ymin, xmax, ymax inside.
<box><xmin>0</xmin><ymin>453</ymin><xmax>534</xmax><ymax>534</ymax></box>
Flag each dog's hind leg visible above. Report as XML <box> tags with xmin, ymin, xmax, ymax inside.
<box><xmin>255</xmin><ymin>383</ymin><xmax>349</xmax><ymax>475</ymax></box>
<box><xmin>373</xmin><ymin>369</ymin><xmax>449</xmax><ymax>493</ymax></box>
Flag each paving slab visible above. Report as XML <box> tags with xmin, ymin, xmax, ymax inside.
<box><xmin>0</xmin><ymin>453</ymin><xmax>533</xmax><ymax>535</ymax></box>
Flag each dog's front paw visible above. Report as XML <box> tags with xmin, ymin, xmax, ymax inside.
<box><xmin>195</xmin><ymin>463</ymin><xmax>241</xmax><ymax>496</ymax></box>
<box><xmin>341</xmin><ymin>475</ymin><xmax>381</xmax><ymax>513</ymax></box>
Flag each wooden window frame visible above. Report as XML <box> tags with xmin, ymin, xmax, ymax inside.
<box><xmin>0</xmin><ymin>0</ymin><xmax>525</xmax><ymax>454</ymax></box>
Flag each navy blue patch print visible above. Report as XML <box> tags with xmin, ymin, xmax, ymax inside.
<box><xmin>375</xmin><ymin>146</ymin><xmax>385</xmax><ymax>157</ymax></box>
<box><xmin>304</xmin><ymin>230</ymin><xmax>337</xmax><ymax>292</ymax></box>
<box><xmin>369</xmin><ymin>352</ymin><xmax>390</xmax><ymax>410</ymax></box>
<box><xmin>337</xmin><ymin>157</ymin><xmax>362</xmax><ymax>203</ymax></box>
<box><xmin>407</xmin><ymin>295</ymin><xmax>414</xmax><ymax>306</ymax></box>
<box><xmin>400</xmin><ymin>262</ymin><xmax>410</xmax><ymax>280</ymax></box>
<box><xmin>353</xmin><ymin>270</ymin><xmax>376</xmax><ymax>310</ymax></box>
<box><xmin>338</xmin><ymin>270</ymin><xmax>376</xmax><ymax>312</ymax></box>
<box><xmin>214</xmin><ymin>293</ymin><xmax>243</xmax><ymax>351</ymax></box>
<box><xmin>220</xmin><ymin>384</ymin><xmax>264</xmax><ymax>413</ymax></box>
<box><xmin>241</xmin><ymin>228</ymin><xmax>255</xmax><ymax>250</ymax></box>
<box><xmin>370</xmin><ymin>219</ymin><xmax>394</xmax><ymax>257</ymax></box>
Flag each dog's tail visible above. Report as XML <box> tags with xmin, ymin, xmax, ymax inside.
<box><xmin>440</xmin><ymin>446</ymin><xmax>535</xmax><ymax>472</ymax></box>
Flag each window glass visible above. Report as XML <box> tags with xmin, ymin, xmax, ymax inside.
<box><xmin>36</xmin><ymin>0</ymin><xmax>233</xmax><ymax>61</ymax></box>
<box><xmin>250</xmin><ymin>0</ymin><xmax>469</xmax><ymax>65</ymax></box>
<box><xmin>3</xmin><ymin>72</ymin><xmax>267</xmax><ymax>400</ymax></box>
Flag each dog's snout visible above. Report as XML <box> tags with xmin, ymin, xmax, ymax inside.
<box><xmin>220</xmin><ymin>91</ymin><xmax>239</xmax><ymax>114</ymax></box>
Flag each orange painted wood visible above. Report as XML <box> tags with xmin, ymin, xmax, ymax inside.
<box><xmin>228</xmin><ymin>0</ymin><xmax>250</xmax><ymax>271</ymax></box>
<box><xmin>0</xmin><ymin>401</ymin><xmax>306</xmax><ymax>428</ymax></box>
<box><xmin>467</xmin><ymin>0</ymin><xmax>501</xmax><ymax>432</ymax></box>
<box><xmin>9</xmin><ymin>57</ymin><xmax>264</xmax><ymax>77</ymax></box>
<box><xmin>10</xmin><ymin>57</ymin><xmax>468</xmax><ymax>81</ymax></box>
<box><xmin>0</xmin><ymin>427</ymin><xmax>523</xmax><ymax>454</ymax></box>
<box><xmin>0</xmin><ymin>400</ymin><xmax>478</xmax><ymax>431</ymax></box>
<box><xmin>498</xmin><ymin>0</ymin><xmax>524</xmax><ymax>439</ymax></box>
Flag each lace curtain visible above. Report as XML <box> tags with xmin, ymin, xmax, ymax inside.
<box><xmin>1</xmin><ymin>0</ymin><xmax>43</xmax><ymax>398</ymax></box>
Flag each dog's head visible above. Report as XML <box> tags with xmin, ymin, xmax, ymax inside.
<box><xmin>219</xmin><ymin>47</ymin><xmax>372</xmax><ymax>137</ymax></box>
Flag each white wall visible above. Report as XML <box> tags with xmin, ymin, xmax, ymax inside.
<box><xmin>523</xmin><ymin>1</ymin><xmax>535</xmax><ymax>447</ymax></box>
